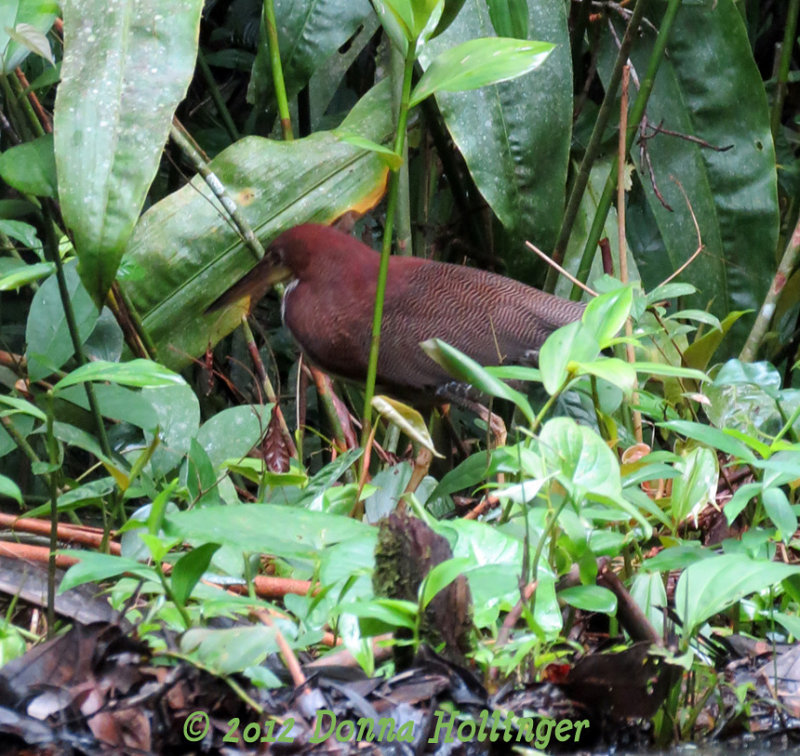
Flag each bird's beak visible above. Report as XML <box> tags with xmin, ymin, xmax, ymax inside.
<box><xmin>205</xmin><ymin>249</ymin><xmax>292</xmax><ymax>314</ymax></box>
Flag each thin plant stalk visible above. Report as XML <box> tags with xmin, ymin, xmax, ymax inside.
<box><xmin>197</xmin><ymin>50</ymin><xmax>240</xmax><ymax>142</ymax></box>
<box><xmin>170</xmin><ymin>123</ymin><xmax>265</xmax><ymax>261</ymax></box>
<box><xmin>263</xmin><ymin>0</ymin><xmax>293</xmax><ymax>141</ymax></box>
<box><xmin>617</xmin><ymin>65</ymin><xmax>643</xmax><ymax>444</ymax></box>
<box><xmin>770</xmin><ymin>0</ymin><xmax>800</xmax><ymax>141</ymax></box>
<box><xmin>41</xmin><ymin>203</ymin><xmax>112</xmax><ymax>460</ymax></box>
<box><xmin>45</xmin><ymin>391</ymin><xmax>58</xmax><ymax>637</ymax></box>
<box><xmin>360</xmin><ymin>40</ymin><xmax>418</xmax><ymax>452</ymax></box>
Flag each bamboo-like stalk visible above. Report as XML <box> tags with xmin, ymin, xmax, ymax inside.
<box><xmin>360</xmin><ymin>41</ymin><xmax>418</xmax><ymax>452</ymax></box>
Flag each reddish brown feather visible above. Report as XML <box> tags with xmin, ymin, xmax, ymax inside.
<box><xmin>222</xmin><ymin>224</ymin><xmax>585</xmax><ymax>397</ymax></box>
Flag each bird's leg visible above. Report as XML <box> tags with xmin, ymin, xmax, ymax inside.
<box><xmin>435</xmin><ymin>382</ymin><xmax>507</xmax><ymax>449</ymax></box>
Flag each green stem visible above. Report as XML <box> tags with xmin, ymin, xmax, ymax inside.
<box><xmin>0</xmin><ymin>414</ymin><xmax>41</xmax><ymax>465</ymax></box>
<box><xmin>263</xmin><ymin>0</ymin><xmax>293</xmax><ymax>141</ymax></box>
<box><xmin>45</xmin><ymin>391</ymin><xmax>58</xmax><ymax>637</ymax></box>
<box><xmin>391</xmin><ymin>46</ymin><xmax>412</xmax><ymax>256</ymax></box>
<box><xmin>531</xmin><ymin>376</ymin><xmax>572</xmax><ymax>433</ymax></box>
<box><xmin>197</xmin><ymin>50</ymin><xmax>240</xmax><ymax>142</ymax></box>
<box><xmin>770</xmin><ymin>0</ymin><xmax>800</xmax><ymax>142</ymax></box>
<box><xmin>546</xmin><ymin>0</ymin><xmax>647</xmax><ymax>291</ymax></box>
<box><xmin>570</xmin><ymin>0</ymin><xmax>683</xmax><ymax>300</ymax></box>
<box><xmin>41</xmin><ymin>203</ymin><xmax>112</xmax><ymax>460</ymax></box>
<box><xmin>360</xmin><ymin>41</ymin><xmax>417</xmax><ymax>452</ymax></box>
<box><xmin>6</xmin><ymin>71</ymin><xmax>44</xmax><ymax>138</ymax></box>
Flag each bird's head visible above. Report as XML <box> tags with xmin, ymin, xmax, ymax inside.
<box><xmin>265</xmin><ymin>223</ymin><xmax>358</xmax><ymax>283</ymax></box>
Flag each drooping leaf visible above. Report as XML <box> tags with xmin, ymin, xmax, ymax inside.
<box><xmin>54</xmin><ymin>0</ymin><xmax>203</xmax><ymax>306</ymax></box>
<box><xmin>52</xmin><ymin>359</ymin><xmax>184</xmax><ymax>393</ymax></box>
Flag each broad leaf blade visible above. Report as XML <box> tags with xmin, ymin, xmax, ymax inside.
<box><xmin>119</xmin><ymin>82</ymin><xmax>393</xmax><ymax>369</ymax></box>
<box><xmin>54</xmin><ymin>0</ymin><xmax>203</xmax><ymax>306</ymax></box>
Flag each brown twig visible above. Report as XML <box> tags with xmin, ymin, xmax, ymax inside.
<box><xmin>525</xmin><ymin>240</ymin><xmax>598</xmax><ymax>297</ymax></box>
<box><xmin>657</xmin><ymin>176</ymin><xmax>705</xmax><ymax>288</ymax></box>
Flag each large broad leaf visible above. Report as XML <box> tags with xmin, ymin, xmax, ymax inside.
<box><xmin>0</xmin><ymin>0</ymin><xmax>58</xmax><ymax>73</ymax></box>
<box><xmin>675</xmin><ymin>554</ymin><xmax>800</xmax><ymax>640</ymax></box>
<box><xmin>248</xmin><ymin>0</ymin><xmax>373</xmax><ymax>117</ymax></box>
<box><xmin>603</xmin><ymin>0</ymin><xmax>778</xmax><ymax>351</ymax></box>
<box><xmin>165</xmin><ymin>503</ymin><xmax>374</xmax><ymax>562</ymax></box>
<box><xmin>118</xmin><ymin>82</ymin><xmax>393</xmax><ymax>369</ymax></box>
<box><xmin>418</xmin><ymin>0</ymin><xmax>572</xmax><ymax>280</ymax></box>
<box><xmin>54</xmin><ymin>0</ymin><xmax>203</xmax><ymax>306</ymax></box>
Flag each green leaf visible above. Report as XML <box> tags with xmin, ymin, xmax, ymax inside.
<box><xmin>538</xmin><ymin>321</ymin><xmax>599</xmax><ymax>395</ymax></box>
<box><xmin>762</xmin><ymin>487</ymin><xmax>797</xmax><ymax>544</ymax></box>
<box><xmin>486</xmin><ymin>0</ymin><xmax>527</xmax><ymax>38</ymax></box>
<box><xmin>581</xmin><ymin>286</ymin><xmax>632</xmax><ymax>348</ymax></box>
<box><xmin>181</xmin><ymin>625</ymin><xmax>284</xmax><ymax>675</ymax></box>
<box><xmin>338</xmin><ymin>598</ymin><xmax>418</xmax><ymax>630</ymax></box>
<box><xmin>670</xmin><ymin>447</ymin><xmax>718</xmax><ymax>525</ymax></box>
<box><xmin>165</xmin><ymin>504</ymin><xmax>374</xmax><ymax>562</ymax></box>
<box><xmin>0</xmin><ymin>0</ymin><xmax>58</xmax><ymax>72</ymax></box>
<box><xmin>195</xmin><ymin>405</ymin><xmax>272</xmax><ymax>469</ymax></box>
<box><xmin>410</xmin><ymin>37</ymin><xmax>552</xmax><ymax>106</ymax></box>
<box><xmin>0</xmin><ymin>219</ymin><xmax>41</xmax><ymax>250</ymax></box>
<box><xmin>0</xmin><ymin>261</ymin><xmax>53</xmax><ymax>291</ymax></box>
<box><xmin>676</xmin><ymin>554</ymin><xmax>800</xmax><ymax>639</ymax></box>
<box><xmin>667</xmin><ymin>309</ymin><xmax>722</xmax><ymax>331</ymax></box>
<box><xmin>372</xmin><ymin>395</ymin><xmax>442</xmax><ymax>457</ymax></box>
<box><xmin>25</xmin><ymin>260</ymin><xmax>99</xmax><ymax>382</ymax></box>
<box><xmin>419</xmin><ymin>338</ymin><xmax>534</xmax><ymax>424</ymax></box>
<box><xmin>684</xmin><ymin>311</ymin><xmax>749</xmax><ymax>371</ymax></box>
<box><xmin>0</xmin><ymin>394</ymin><xmax>46</xmax><ymax>421</ymax></box>
<box><xmin>659</xmin><ymin>420</ymin><xmax>757</xmax><ymax>464</ymax></box>
<box><xmin>170</xmin><ymin>543</ymin><xmax>221</xmax><ymax>607</ymax></box>
<box><xmin>59</xmin><ymin>551</ymin><xmax>157</xmax><ymax>592</ymax></box>
<box><xmin>633</xmin><ymin>362</ymin><xmax>709</xmax><ymax>382</ymax></box>
<box><xmin>0</xmin><ymin>133</ymin><xmax>57</xmax><ymax>197</ymax></box>
<box><xmin>334</xmin><ymin>132</ymin><xmax>403</xmax><ymax>170</ymax></box>
<box><xmin>6</xmin><ymin>21</ymin><xmax>53</xmax><ymax>65</ymax></box>
<box><xmin>559</xmin><ymin>585</ymin><xmax>617</xmax><ymax>614</ymax></box>
<box><xmin>573</xmin><ymin>358</ymin><xmax>637</xmax><ymax>396</ymax></box>
<box><xmin>0</xmin><ymin>474</ymin><xmax>22</xmax><ymax>504</ymax></box>
<box><xmin>540</xmin><ymin>417</ymin><xmax>622</xmax><ymax>501</ymax></box>
<box><xmin>52</xmin><ymin>359</ymin><xmax>184</xmax><ymax>393</ymax></box>
<box><xmin>54</xmin><ymin>0</ymin><xmax>203</xmax><ymax>306</ymax></box>
<box><xmin>724</xmin><ymin>481</ymin><xmax>760</xmax><ymax>524</ymax></box>
<box><xmin>420</xmin><ymin>557</ymin><xmax>471</xmax><ymax>609</ymax></box>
